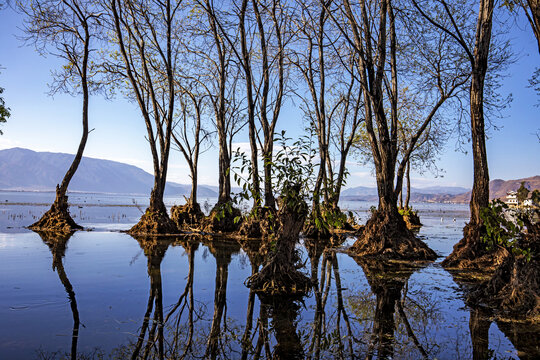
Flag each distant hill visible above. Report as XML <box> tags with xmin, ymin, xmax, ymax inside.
<box><xmin>341</xmin><ymin>184</ymin><xmax>470</xmax><ymax>202</ymax></box>
<box><xmin>0</xmin><ymin>147</ymin><xmax>218</xmax><ymax>197</ymax></box>
<box><xmin>450</xmin><ymin>176</ymin><xmax>540</xmax><ymax>203</ymax></box>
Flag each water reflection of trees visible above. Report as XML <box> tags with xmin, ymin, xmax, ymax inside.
<box><xmin>36</xmin><ymin>231</ymin><xmax>80</xmax><ymax>360</ymax></box>
<box><xmin>201</xmin><ymin>237</ymin><xmax>241</xmax><ymax>359</ymax></box>
<box><xmin>111</xmin><ymin>235</ymin><xmax>539</xmax><ymax>360</ymax></box>
<box><xmin>130</xmin><ymin>235</ymin><xmax>173</xmax><ymax>360</ymax></box>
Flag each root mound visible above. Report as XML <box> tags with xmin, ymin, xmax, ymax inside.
<box><xmin>170</xmin><ymin>202</ymin><xmax>204</xmax><ymax>229</ymax></box>
<box><xmin>399</xmin><ymin>208</ymin><xmax>422</xmax><ymax>229</ymax></box>
<box><xmin>237</xmin><ymin>207</ymin><xmax>277</xmax><ymax>239</ymax></box>
<box><xmin>467</xmin><ymin>229</ymin><xmax>540</xmax><ymax>320</ymax></box>
<box><xmin>29</xmin><ymin>194</ymin><xmax>82</xmax><ymax>233</ymax></box>
<box><xmin>302</xmin><ymin>207</ymin><xmax>356</xmax><ymax>239</ymax></box>
<box><xmin>246</xmin><ymin>258</ymin><xmax>312</xmax><ymax>295</ymax></box>
<box><xmin>247</xmin><ymin>184</ymin><xmax>311</xmax><ymax>296</ymax></box>
<box><xmin>129</xmin><ymin>208</ymin><xmax>178</xmax><ymax>235</ymax></box>
<box><xmin>442</xmin><ymin>223</ymin><xmax>508</xmax><ymax>271</ymax></box>
<box><xmin>350</xmin><ymin>210</ymin><xmax>436</xmax><ymax>260</ymax></box>
<box><xmin>202</xmin><ymin>202</ymin><xmax>242</xmax><ymax>234</ymax></box>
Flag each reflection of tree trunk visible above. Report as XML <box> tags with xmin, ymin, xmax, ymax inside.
<box><xmin>258</xmin><ymin>296</ymin><xmax>304</xmax><ymax>360</ymax></box>
<box><xmin>241</xmin><ymin>263</ymin><xmax>258</xmax><ymax>360</ymax></box>
<box><xmin>203</xmin><ymin>240</ymin><xmax>240</xmax><ymax>359</ymax></box>
<box><xmin>37</xmin><ymin>231</ymin><xmax>80</xmax><ymax>360</ymax></box>
<box><xmin>331</xmin><ymin>253</ymin><xmax>354</xmax><ymax>359</ymax></box>
<box><xmin>469</xmin><ymin>308</ymin><xmax>491</xmax><ymax>360</ymax></box>
<box><xmin>304</xmin><ymin>238</ymin><xmax>325</xmax><ymax>359</ymax></box>
<box><xmin>131</xmin><ymin>236</ymin><xmax>172</xmax><ymax>360</ymax></box>
<box><xmin>355</xmin><ymin>258</ymin><xmax>421</xmax><ymax>359</ymax></box>
<box><xmin>496</xmin><ymin>318</ymin><xmax>540</xmax><ymax>359</ymax></box>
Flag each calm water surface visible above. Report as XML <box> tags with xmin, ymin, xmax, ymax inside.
<box><xmin>0</xmin><ymin>191</ymin><xmax>538</xmax><ymax>359</ymax></box>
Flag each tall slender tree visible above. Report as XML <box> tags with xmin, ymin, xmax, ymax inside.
<box><xmin>107</xmin><ymin>0</ymin><xmax>182</xmax><ymax>234</ymax></box>
<box><xmin>411</xmin><ymin>0</ymin><xmax>501</xmax><ymax>267</ymax></box>
<box><xmin>20</xmin><ymin>0</ymin><xmax>102</xmax><ymax>232</ymax></box>
<box><xmin>328</xmin><ymin>0</ymin><xmax>469</xmax><ymax>259</ymax></box>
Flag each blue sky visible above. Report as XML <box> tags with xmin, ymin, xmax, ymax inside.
<box><xmin>0</xmin><ymin>5</ymin><xmax>538</xmax><ymax>190</ymax></box>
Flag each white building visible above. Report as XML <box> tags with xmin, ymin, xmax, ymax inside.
<box><xmin>506</xmin><ymin>191</ymin><xmax>518</xmax><ymax>206</ymax></box>
<box><xmin>523</xmin><ymin>199</ymin><xmax>533</xmax><ymax>207</ymax></box>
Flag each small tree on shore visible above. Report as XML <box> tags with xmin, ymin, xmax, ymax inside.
<box><xmin>19</xmin><ymin>0</ymin><xmax>102</xmax><ymax>232</ymax></box>
<box><xmin>0</xmin><ymin>81</ymin><xmax>9</xmax><ymax>135</ymax></box>
<box><xmin>517</xmin><ymin>181</ymin><xmax>530</xmax><ymax>203</ymax></box>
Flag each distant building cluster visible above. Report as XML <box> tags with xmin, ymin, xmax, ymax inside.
<box><xmin>505</xmin><ymin>190</ymin><xmax>537</xmax><ymax>208</ymax></box>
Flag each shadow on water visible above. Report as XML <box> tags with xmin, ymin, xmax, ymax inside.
<box><xmin>36</xmin><ymin>231</ymin><xmax>80</xmax><ymax>360</ymax></box>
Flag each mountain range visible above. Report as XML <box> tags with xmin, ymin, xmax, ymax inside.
<box><xmin>450</xmin><ymin>175</ymin><xmax>540</xmax><ymax>203</ymax></box>
<box><xmin>340</xmin><ymin>184</ymin><xmax>470</xmax><ymax>202</ymax></box>
<box><xmin>1</xmin><ymin>148</ymin><xmax>537</xmax><ymax>204</ymax></box>
<box><xmin>341</xmin><ymin>176</ymin><xmax>540</xmax><ymax>203</ymax></box>
<box><xmin>0</xmin><ymin>147</ymin><xmax>218</xmax><ymax>197</ymax></box>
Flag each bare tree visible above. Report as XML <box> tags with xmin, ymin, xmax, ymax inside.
<box><xmin>328</xmin><ymin>0</ymin><xmax>469</xmax><ymax>259</ymax></box>
<box><xmin>170</xmin><ymin>79</ymin><xmax>212</xmax><ymax>227</ymax></box>
<box><xmin>291</xmin><ymin>0</ymin><xmax>364</xmax><ymax>236</ymax></box>
<box><xmin>195</xmin><ymin>0</ymin><xmax>246</xmax><ymax>210</ymax></box>
<box><xmin>20</xmin><ymin>0</ymin><xmax>102</xmax><ymax>232</ymax></box>
<box><xmin>410</xmin><ymin>0</ymin><xmax>505</xmax><ymax>267</ymax></box>
<box><xmin>107</xmin><ymin>0</ymin><xmax>182</xmax><ymax>233</ymax></box>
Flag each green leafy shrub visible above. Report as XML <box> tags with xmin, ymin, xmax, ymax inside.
<box><xmin>479</xmin><ymin>200</ymin><xmax>531</xmax><ymax>260</ymax></box>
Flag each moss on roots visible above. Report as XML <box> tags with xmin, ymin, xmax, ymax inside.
<box><xmin>202</xmin><ymin>202</ymin><xmax>242</xmax><ymax>234</ymax></box>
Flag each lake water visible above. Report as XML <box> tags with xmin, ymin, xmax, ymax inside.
<box><xmin>0</xmin><ymin>191</ymin><xmax>538</xmax><ymax>359</ymax></box>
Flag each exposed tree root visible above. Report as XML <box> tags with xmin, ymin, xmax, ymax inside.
<box><xmin>202</xmin><ymin>202</ymin><xmax>242</xmax><ymax>234</ymax></box>
<box><xmin>247</xmin><ymin>184</ymin><xmax>311</xmax><ymax>296</ymax></box>
<box><xmin>237</xmin><ymin>207</ymin><xmax>277</xmax><ymax>239</ymax></box>
<box><xmin>302</xmin><ymin>206</ymin><xmax>357</xmax><ymax>239</ymax></box>
<box><xmin>29</xmin><ymin>193</ymin><xmax>82</xmax><ymax>233</ymax></box>
<box><xmin>442</xmin><ymin>223</ymin><xmax>508</xmax><ymax>272</ymax></box>
<box><xmin>350</xmin><ymin>210</ymin><xmax>436</xmax><ymax>260</ymax></box>
<box><xmin>170</xmin><ymin>202</ymin><xmax>204</xmax><ymax>230</ymax></box>
<box><xmin>467</xmin><ymin>226</ymin><xmax>540</xmax><ymax>321</ymax></box>
<box><xmin>399</xmin><ymin>208</ymin><xmax>422</xmax><ymax>230</ymax></box>
<box><xmin>129</xmin><ymin>208</ymin><xmax>178</xmax><ymax>235</ymax></box>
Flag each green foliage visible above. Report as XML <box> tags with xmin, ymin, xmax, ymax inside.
<box><xmin>232</xmin><ymin>130</ymin><xmax>317</xmax><ymax>215</ymax></box>
<box><xmin>517</xmin><ymin>181</ymin><xmax>530</xmax><ymax>203</ymax></box>
<box><xmin>532</xmin><ymin>189</ymin><xmax>540</xmax><ymax>204</ymax></box>
<box><xmin>398</xmin><ymin>207</ymin><xmax>417</xmax><ymax>217</ymax></box>
<box><xmin>479</xmin><ymin>200</ymin><xmax>531</xmax><ymax>260</ymax></box>
<box><xmin>0</xmin><ymin>85</ymin><xmax>10</xmax><ymax>135</ymax></box>
<box><xmin>213</xmin><ymin>201</ymin><xmax>234</xmax><ymax>222</ymax></box>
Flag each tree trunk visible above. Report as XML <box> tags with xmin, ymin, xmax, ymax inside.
<box><xmin>263</xmin><ymin>143</ymin><xmax>276</xmax><ymax>209</ymax></box>
<box><xmin>217</xmin><ymin>136</ymin><xmax>231</xmax><ymax>205</ymax></box>
<box><xmin>442</xmin><ymin>0</ymin><xmax>494</xmax><ymax>269</ymax></box>
<box><xmin>469</xmin><ymin>0</ymin><xmax>493</xmax><ymax>225</ymax></box>
<box><xmin>405</xmin><ymin>160</ymin><xmax>411</xmax><ymax>209</ymax></box>
<box><xmin>526</xmin><ymin>0</ymin><xmax>540</xmax><ymax>53</ymax></box>
<box><xmin>190</xmin><ymin>167</ymin><xmax>198</xmax><ymax>206</ymax></box>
